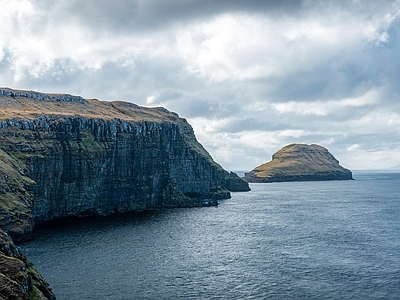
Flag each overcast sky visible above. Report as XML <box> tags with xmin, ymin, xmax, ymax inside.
<box><xmin>2</xmin><ymin>0</ymin><xmax>400</xmax><ymax>171</ymax></box>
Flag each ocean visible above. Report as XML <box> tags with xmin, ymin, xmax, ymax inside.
<box><xmin>19</xmin><ymin>171</ymin><xmax>400</xmax><ymax>299</ymax></box>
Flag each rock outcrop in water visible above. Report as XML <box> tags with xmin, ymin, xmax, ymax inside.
<box><xmin>226</xmin><ymin>172</ymin><xmax>251</xmax><ymax>192</ymax></box>
<box><xmin>0</xmin><ymin>88</ymin><xmax>250</xmax><ymax>241</ymax></box>
<box><xmin>0</xmin><ymin>229</ymin><xmax>56</xmax><ymax>299</ymax></box>
<box><xmin>244</xmin><ymin>144</ymin><xmax>353</xmax><ymax>183</ymax></box>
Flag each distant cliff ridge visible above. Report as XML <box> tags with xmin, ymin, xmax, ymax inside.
<box><xmin>389</xmin><ymin>164</ymin><xmax>400</xmax><ymax>170</ymax></box>
<box><xmin>244</xmin><ymin>144</ymin><xmax>353</xmax><ymax>183</ymax></box>
<box><xmin>0</xmin><ymin>88</ymin><xmax>250</xmax><ymax>241</ymax></box>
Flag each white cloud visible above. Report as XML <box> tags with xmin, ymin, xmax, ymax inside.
<box><xmin>2</xmin><ymin>0</ymin><xmax>400</xmax><ymax>170</ymax></box>
<box><xmin>174</xmin><ymin>6</ymin><xmax>400</xmax><ymax>84</ymax></box>
<box><xmin>272</xmin><ymin>88</ymin><xmax>380</xmax><ymax>116</ymax></box>
<box><xmin>146</xmin><ymin>95</ymin><xmax>158</xmax><ymax>105</ymax></box>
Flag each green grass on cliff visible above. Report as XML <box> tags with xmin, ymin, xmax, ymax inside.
<box><xmin>0</xmin><ymin>148</ymin><xmax>34</xmax><ymax>231</ymax></box>
<box><xmin>252</xmin><ymin>144</ymin><xmax>350</xmax><ymax>180</ymax></box>
<box><xmin>0</xmin><ymin>149</ymin><xmax>35</xmax><ymax>189</ymax></box>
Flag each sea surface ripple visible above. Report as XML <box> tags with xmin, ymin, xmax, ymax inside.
<box><xmin>20</xmin><ymin>171</ymin><xmax>400</xmax><ymax>299</ymax></box>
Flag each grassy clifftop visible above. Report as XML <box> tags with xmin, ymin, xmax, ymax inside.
<box><xmin>0</xmin><ymin>87</ymin><xmax>181</xmax><ymax>123</ymax></box>
<box><xmin>244</xmin><ymin>144</ymin><xmax>353</xmax><ymax>182</ymax></box>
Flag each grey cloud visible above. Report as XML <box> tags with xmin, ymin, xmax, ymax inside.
<box><xmin>14</xmin><ymin>53</ymin><xmax>208</xmax><ymax>107</ymax></box>
<box><xmin>263</xmin><ymin>54</ymin><xmax>385</xmax><ymax>103</ymax></box>
<box><xmin>160</xmin><ymin>94</ymin><xmax>242</xmax><ymax>119</ymax></box>
<box><xmin>377</xmin><ymin>20</ymin><xmax>400</xmax><ymax>101</ymax></box>
<box><xmin>4</xmin><ymin>0</ymin><xmax>400</xmax><ymax>170</ymax></box>
<box><xmin>53</xmin><ymin>0</ymin><xmax>302</xmax><ymax>33</ymax></box>
<box><xmin>334</xmin><ymin>132</ymin><xmax>400</xmax><ymax>154</ymax></box>
<box><xmin>166</xmin><ymin>98</ymin><xmax>219</xmax><ymax>118</ymax></box>
<box><xmin>0</xmin><ymin>47</ymin><xmax>13</xmax><ymax>73</ymax></box>
<box><xmin>16</xmin><ymin>61</ymin><xmax>87</xmax><ymax>96</ymax></box>
<box><xmin>212</xmin><ymin>118</ymin><xmax>294</xmax><ymax>133</ymax></box>
<box><xmin>47</xmin><ymin>0</ymin><xmax>400</xmax><ymax>36</ymax></box>
<box><xmin>155</xmin><ymin>90</ymin><xmax>183</xmax><ymax>102</ymax></box>
<box><xmin>268</xmin><ymin>73</ymin><xmax>330</xmax><ymax>102</ymax></box>
<box><xmin>65</xmin><ymin>1</ymin><xmax>139</xmax><ymax>33</ymax></box>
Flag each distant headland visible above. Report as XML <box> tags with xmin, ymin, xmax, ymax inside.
<box><xmin>244</xmin><ymin>144</ymin><xmax>353</xmax><ymax>183</ymax></box>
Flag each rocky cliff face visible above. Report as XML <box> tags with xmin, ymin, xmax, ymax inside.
<box><xmin>244</xmin><ymin>144</ymin><xmax>353</xmax><ymax>183</ymax></box>
<box><xmin>0</xmin><ymin>229</ymin><xmax>56</xmax><ymax>300</ymax></box>
<box><xmin>226</xmin><ymin>172</ymin><xmax>251</xmax><ymax>192</ymax></box>
<box><xmin>0</xmin><ymin>88</ymin><xmax>249</xmax><ymax>241</ymax></box>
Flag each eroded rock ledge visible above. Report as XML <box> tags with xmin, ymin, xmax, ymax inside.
<box><xmin>0</xmin><ymin>229</ymin><xmax>55</xmax><ymax>300</ymax></box>
<box><xmin>244</xmin><ymin>144</ymin><xmax>353</xmax><ymax>183</ymax></box>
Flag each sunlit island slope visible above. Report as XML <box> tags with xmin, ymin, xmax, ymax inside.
<box><xmin>244</xmin><ymin>144</ymin><xmax>353</xmax><ymax>183</ymax></box>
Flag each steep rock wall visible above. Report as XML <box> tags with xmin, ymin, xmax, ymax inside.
<box><xmin>0</xmin><ymin>88</ymin><xmax>249</xmax><ymax>240</ymax></box>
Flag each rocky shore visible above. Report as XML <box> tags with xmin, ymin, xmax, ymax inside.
<box><xmin>0</xmin><ymin>229</ymin><xmax>55</xmax><ymax>299</ymax></box>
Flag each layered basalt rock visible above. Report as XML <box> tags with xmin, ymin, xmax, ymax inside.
<box><xmin>226</xmin><ymin>172</ymin><xmax>251</xmax><ymax>192</ymax></box>
<box><xmin>0</xmin><ymin>88</ymin><xmax>250</xmax><ymax>241</ymax></box>
<box><xmin>244</xmin><ymin>144</ymin><xmax>353</xmax><ymax>183</ymax></box>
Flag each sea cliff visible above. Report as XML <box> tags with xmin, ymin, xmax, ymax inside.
<box><xmin>0</xmin><ymin>88</ymin><xmax>249</xmax><ymax>241</ymax></box>
<box><xmin>244</xmin><ymin>144</ymin><xmax>353</xmax><ymax>183</ymax></box>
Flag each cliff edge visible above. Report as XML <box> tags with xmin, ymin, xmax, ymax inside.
<box><xmin>0</xmin><ymin>88</ymin><xmax>249</xmax><ymax>241</ymax></box>
<box><xmin>244</xmin><ymin>144</ymin><xmax>353</xmax><ymax>183</ymax></box>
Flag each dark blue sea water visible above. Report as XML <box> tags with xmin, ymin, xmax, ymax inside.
<box><xmin>19</xmin><ymin>171</ymin><xmax>400</xmax><ymax>299</ymax></box>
